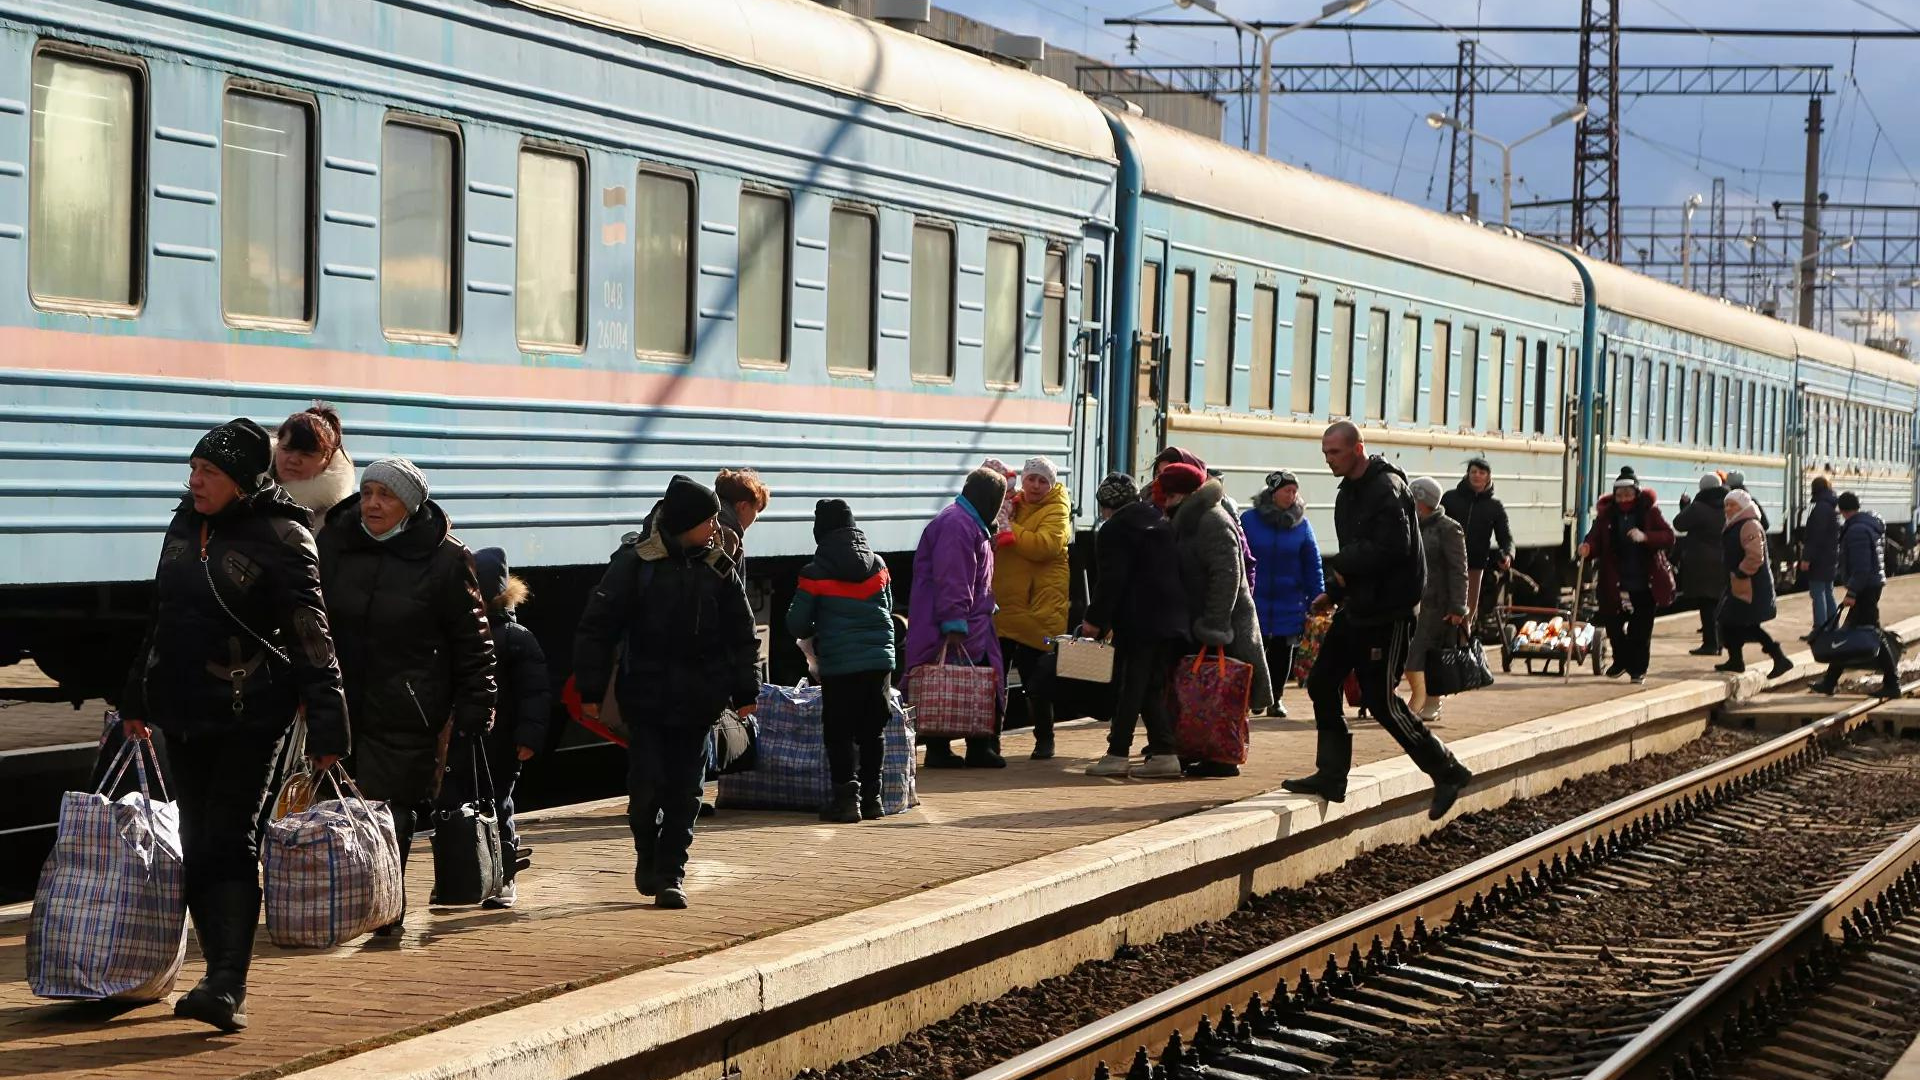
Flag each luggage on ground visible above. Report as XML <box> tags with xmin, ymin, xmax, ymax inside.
<box><xmin>430</xmin><ymin>735</ymin><xmax>505</xmax><ymax>905</ymax></box>
<box><xmin>907</xmin><ymin>647</ymin><xmax>999</xmax><ymax>738</ymax></box>
<box><xmin>1173</xmin><ymin>647</ymin><xmax>1254</xmax><ymax>765</ymax></box>
<box><xmin>717</xmin><ymin>683</ymin><xmax>919</xmax><ymax>814</ymax></box>
<box><xmin>27</xmin><ymin>733</ymin><xmax>188</xmax><ymax>1002</ymax></box>
<box><xmin>264</xmin><ymin>765</ymin><xmax>404</xmax><ymax>947</ymax></box>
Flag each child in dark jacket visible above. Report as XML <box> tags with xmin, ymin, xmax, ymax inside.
<box><xmin>471</xmin><ymin>548</ymin><xmax>552</xmax><ymax>909</ymax></box>
<box><xmin>788</xmin><ymin>500</ymin><xmax>896</xmax><ymax>823</ymax></box>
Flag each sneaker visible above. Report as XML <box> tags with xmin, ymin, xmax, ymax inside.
<box><xmin>1630</xmin><ymin>675</ymin><xmax>1647</xmax><ymax>685</ymax></box>
<box><xmin>656</xmin><ymin>884</ymin><xmax>688</xmax><ymax>910</ymax></box>
<box><xmin>1129</xmin><ymin>755</ymin><xmax>1183</xmax><ymax>779</ymax></box>
<box><xmin>1268</xmin><ymin>701</ymin><xmax>1289</xmax><ymax>719</ymax></box>
<box><xmin>1086</xmin><ymin>754</ymin><xmax>1133</xmax><ymax>777</ymax></box>
<box><xmin>482</xmin><ymin>881</ymin><xmax>517</xmax><ymax>910</ymax></box>
<box><xmin>1281</xmin><ymin>772</ymin><xmax>1348</xmax><ymax>802</ymax></box>
<box><xmin>964</xmin><ymin>746</ymin><xmax>1007</xmax><ymax>769</ymax></box>
<box><xmin>1605</xmin><ymin>661</ymin><xmax>1627</xmax><ymax>679</ymax></box>
<box><xmin>1429</xmin><ymin>763</ymin><xmax>1475</xmax><ymax>821</ymax></box>
<box><xmin>1417</xmin><ymin>699</ymin><xmax>1443</xmax><ymax>723</ymax></box>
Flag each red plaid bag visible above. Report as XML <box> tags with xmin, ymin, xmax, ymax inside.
<box><xmin>908</xmin><ymin>647</ymin><xmax>999</xmax><ymax>739</ymax></box>
<box><xmin>1174</xmin><ymin>647</ymin><xmax>1254</xmax><ymax>765</ymax></box>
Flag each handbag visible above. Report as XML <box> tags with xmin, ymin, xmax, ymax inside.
<box><xmin>1427</xmin><ymin>628</ymin><xmax>1496</xmax><ymax>697</ymax></box>
<box><xmin>908</xmin><ymin>645</ymin><xmax>1000</xmax><ymax>739</ymax></box>
<box><xmin>710</xmin><ymin>708</ymin><xmax>760</xmax><ymax>776</ymax></box>
<box><xmin>1052</xmin><ymin>634</ymin><xmax>1115</xmax><ymax>685</ymax></box>
<box><xmin>1173</xmin><ymin>647</ymin><xmax>1254</xmax><ymax>765</ymax></box>
<box><xmin>429</xmin><ymin>735</ymin><xmax>505</xmax><ymax>905</ymax></box>
<box><xmin>1810</xmin><ymin>613</ymin><xmax>1885</xmax><ymax>667</ymax></box>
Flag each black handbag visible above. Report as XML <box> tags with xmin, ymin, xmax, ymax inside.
<box><xmin>430</xmin><ymin>735</ymin><xmax>504</xmax><ymax>905</ymax></box>
<box><xmin>708</xmin><ymin>708</ymin><xmax>759</xmax><ymax>777</ymax></box>
<box><xmin>1427</xmin><ymin>629</ymin><xmax>1496</xmax><ymax>696</ymax></box>
<box><xmin>1810</xmin><ymin>614</ymin><xmax>1885</xmax><ymax>668</ymax></box>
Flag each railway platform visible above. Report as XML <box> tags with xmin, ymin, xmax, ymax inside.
<box><xmin>7</xmin><ymin>576</ymin><xmax>1920</xmax><ymax>1080</ymax></box>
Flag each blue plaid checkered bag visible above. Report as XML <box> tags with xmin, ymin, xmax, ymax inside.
<box><xmin>27</xmin><ymin>733</ymin><xmax>188</xmax><ymax>1002</ymax></box>
<box><xmin>880</xmin><ymin>692</ymin><xmax>918</xmax><ymax>816</ymax></box>
<box><xmin>264</xmin><ymin>766</ymin><xmax>404</xmax><ymax>948</ymax></box>
<box><xmin>716</xmin><ymin>684</ymin><xmax>831</xmax><ymax>812</ymax></box>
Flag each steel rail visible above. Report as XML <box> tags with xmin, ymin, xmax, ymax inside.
<box><xmin>1584</xmin><ymin>815</ymin><xmax>1920</xmax><ymax>1080</ymax></box>
<box><xmin>964</xmin><ymin>681</ymin><xmax>1915</xmax><ymax>1080</ymax></box>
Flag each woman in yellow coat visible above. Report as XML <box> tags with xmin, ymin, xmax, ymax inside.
<box><xmin>994</xmin><ymin>457</ymin><xmax>1073</xmax><ymax>760</ymax></box>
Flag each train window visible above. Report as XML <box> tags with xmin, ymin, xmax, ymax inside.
<box><xmin>1167</xmin><ymin>270</ymin><xmax>1194</xmax><ymax>404</ymax></box>
<box><xmin>1430</xmin><ymin>321</ymin><xmax>1451</xmax><ymax>426</ymax></box>
<box><xmin>1081</xmin><ymin>256</ymin><xmax>1102</xmax><ymax>326</ymax></box>
<box><xmin>1553</xmin><ymin>344</ymin><xmax>1567</xmax><ymax>436</ymax></box>
<box><xmin>1291</xmin><ymin>293</ymin><xmax>1319</xmax><ymax>413</ymax></box>
<box><xmin>1533</xmin><ymin>340</ymin><xmax>1550</xmax><ymax>435</ymax></box>
<box><xmin>1719</xmin><ymin>375</ymin><xmax>1731</xmax><ymax>446</ymax></box>
<box><xmin>1398</xmin><ymin>314</ymin><xmax>1421</xmax><ymax>424</ymax></box>
<box><xmin>1042</xmin><ymin>246</ymin><xmax>1069</xmax><ymax>392</ymax></box>
<box><xmin>1487</xmin><ymin>329</ymin><xmax>1505</xmax><ymax>432</ymax></box>
<box><xmin>1203</xmin><ymin>275</ymin><xmax>1235</xmax><ymax>407</ymax></box>
<box><xmin>1363</xmin><ymin>308</ymin><xmax>1389</xmax><ymax>421</ymax></box>
<box><xmin>381</xmin><ymin>118</ymin><xmax>460</xmax><ymax>339</ymax></box>
<box><xmin>1137</xmin><ymin>261</ymin><xmax>1162</xmax><ymax>402</ymax></box>
<box><xmin>1250</xmin><ymin>285</ymin><xmax>1277</xmax><ymax>412</ymax></box>
<box><xmin>635</xmin><ymin>169</ymin><xmax>694</xmax><ymax>359</ymax></box>
<box><xmin>516</xmin><ymin>147</ymin><xmax>585</xmax><ymax>351</ymax></box>
<box><xmin>827</xmin><ymin>206</ymin><xmax>877</xmax><ymax>374</ymax></box>
<box><xmin>1655</xmin><ymin>362</ymin><xmax>1670</xmax><ymax>442</ymax></box>
<box><xmin>222</xmin><ymin>88</ymin><xmax>313</xmax><ymax>327</ymax></box>
<box><xmin>1637</xmin><ymin>357</ymin><xmax>1654</xmax><ymax>441</ymax></box>
<box><xmin>1615</xmin><ymin>352</ymin><xmax>1631</xmax><ymax>440</ymax></box>
<box><xmin>1459</xmin><ymin>326</ymin><xmax>1479</xmax><ymax>428</ymax></box>
<box><xmin>1331</xmin><ymin>300</ymin><xmax>1356</xmax><ymax>418</ymax></box>
<box><xmin>1512</xmin><ymin>336</ymin><xmax>1528</xmax><ymax>433</ymax></box>
<box><xmin>1688</xmin><ymin>370</ymin><xmax>1702</xmax><ymax>444</ymax></box>
<box><xmin>738</xmin><ymin>189</ymin><xmax>791</xmax><ymax>367</ymax></box>
<box><xmin>1743</xmin><ymin>382</ymin><xmax>1756</xmax><ymax>452</ymax></box>
<box><xmin>30</xmin><ymin>50</ymin><xmax>143</xmax><ymax>311</ymax></box>
<box><xmin>911</xmin><ymin>222</ymin><xmax>956</xmax><ymax>380</ymax></box>
<box><xmin>984</xmin><ymin>235</ymin><xmax>1024</xmax><ymax>388</ymax></box>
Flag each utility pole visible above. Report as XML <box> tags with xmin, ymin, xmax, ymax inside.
<box><xmin>1708</xmin><ymin>178</ymin><xmax>1727</xmax><ymax>297</ymax></box>
<box><xmin>1572</xmin><ymin>0</ymin><xmax>1622</xmax><ymax>261</ymax></box>
<box><xmin>1446</xmin><ymin>39</ymin><xmax>1477</xmax><ymax>216</ymax></box>
<box><xmin>1798</xmin><ymin>95</ymin><xmax>1824</xmax><ymax>328</ymax></box>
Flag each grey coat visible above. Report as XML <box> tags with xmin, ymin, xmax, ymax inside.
<box><xmin>1410</xmin><ymin>508</ymin><xmax>1468</xmax><ymax>671</ymax></box>
<box><xmin>1173</xmin><ymin>479</ymin><xmax>1274</xmax><ymax>712</ymax></box>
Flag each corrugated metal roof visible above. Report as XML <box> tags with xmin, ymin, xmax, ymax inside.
<box><xmin>507</xmin><ymin>0</ymin><xmax>1116</xmax><ymax>161</ymax></box>
<box><xmin>1116</xmin><ymin>113</ymin><xmax>1583</xmax><ymax>306</ymax></box>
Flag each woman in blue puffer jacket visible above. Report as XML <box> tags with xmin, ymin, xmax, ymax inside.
<box><xmin>1241</xmin><ymin>470</ymin><xmax>1324</xmax><ymax>718</ymax></box>
<box><xmin>788</xmin><ymin>499</ymin><xmax>896</xmax><ymax>823</ymax></box>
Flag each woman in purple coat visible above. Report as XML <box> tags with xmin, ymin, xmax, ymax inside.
<box><xmin>908</xmin><ymin>467</ymin><xmax>1009</xmax><ymax>769</ymax></box>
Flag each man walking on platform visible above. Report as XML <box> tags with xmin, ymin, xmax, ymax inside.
<box><xmin>1809</xmin><ymin>492</ymin><xmax>1905</xmax><ymax>698</ymax></box>
<box><xmin>1282</xmin><ymin>422</ymin><xmax>1475</xmax><ymax>821</ymax></box>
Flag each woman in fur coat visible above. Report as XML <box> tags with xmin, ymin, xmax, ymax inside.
<box><xmin>273</xmin><ymin>403</ymin><xmax>355</xmax><ymax>529</ymax></box>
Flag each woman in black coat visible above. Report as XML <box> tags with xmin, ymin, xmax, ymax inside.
<box><xmin>119</xmin><ymin>419</ymin><xmax>349</xmax><ymax>1032</ymax></box>
<box><xmin>1079</xmin><ymin>473</ymin><xmax>1190</xmax><ymax>779</ymax></box>
<box><xmin>320</xmin><ymin>457</ymin><xmax>497</xmax><ymax>933</ymax></box>
<box><xmin>1438</xmin><ymin>457</ymin><xmax>1513</xmax><ymax>629</ymax></box>
<box><xmin>1672</xmin><ymin>474</ymin><xmax>1728</xmax><ymax>656</ymax></box>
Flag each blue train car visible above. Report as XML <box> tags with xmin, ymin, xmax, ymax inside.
<box><xmin>0</xmin><ymin>0</ymin><xmax>1120</xmax><ymax>693</ymax></box>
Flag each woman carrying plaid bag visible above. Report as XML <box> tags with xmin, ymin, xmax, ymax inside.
<box><xmin>118</xmin><ymin>419</ymin><xmax>350</xmax><ymax>1032</ymax></box>
<box><xmin>908</xmin><ymin>467</ymin><xmax>1009</xmax><ymax>768</ymax></box>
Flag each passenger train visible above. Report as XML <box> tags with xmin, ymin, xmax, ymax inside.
<box><xmin>3</xmin><ymin>0</ymin><xmax>1914</xmax><ymax>700</ymax></box>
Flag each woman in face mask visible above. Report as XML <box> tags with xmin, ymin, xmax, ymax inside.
<box><xmin>318</xmin><ymin>458</ymin><xmax>498</xmax><ymax>936</ymax></box>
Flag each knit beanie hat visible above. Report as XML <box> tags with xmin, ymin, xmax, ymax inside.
<box><xmin>1409</xmin><ymin>476</ymin><xmax>1443</xmax><ymax>508</ymax></box>
<box><xmin>1724</xmin><ymin>489</ymin><xmax>1755</xmax><ymax>517</ymax></box>
<box><xmin>1266</xmin><ymin>469</ymin><xmax>1298</xmax><ymax>491</ymax></box>
<box><xmin>1022</xmin><ymin>456</ymin><xmax>1058</xmax><ymax>487</ymax></box>
<box><xmin>813</xmin><ymin>498</ymin><xmax>857</xmax><ymax>542</ymax></box>
<box><xmin>1613</xmin><ymin>466</ymin><xmax>1640</xmax><ymax>492</ymax></box>
<box><xmin>979</xmin><ymin>457</ymin><xmax>1016</xmax><ymax>479</ymax></box>
<box><xmin>1839</xmin><ymin>492</ymin><xmax>1861</xmax><ymax>512</ymax></box>
<box><xmin>1158</xmin><ymin>462</ymin><xmax>1206</xmax><ymax>498</ymax></box>
<box><xmin>1095</xmin><ymin>472</ymin><xmax>1138</xmax><ymax>511</ymax></box>
<box><xmin>1725</xmin><ymin>470</ymin><xmax>1747</xmax><ymax>490</ymax></box>
<box><xmin>474</xmin><ymin>547</ymin><xmax>508</xmax><ymax>603</ymax></box>
<box><xmin>1465</xmin><ymin>455</ymin><xmax>1492</xmax><ymax>474</ymax></box>
<box><xmin>961</xmin><ymin>467</ymin><xmax>1009</xmax><ymax>527</ymax></box>
<box><xmin>1699</xmin><ymin>473</ymin><xmax>1722</xmax><ymax>492</ymax></box>
<box><xmin>363</xmin><ymin>457</ymin><xmax>429</xmax><ymax>514</ymax></box>
<box><xmin>658</xmin><ymin>474</ymin><xmax>721</xmax><ymax>536</ymax></box>
<box><xmin>191</xmin><ymin>418</ymin><xmax>274</xmax><ymax>494</ymax></box>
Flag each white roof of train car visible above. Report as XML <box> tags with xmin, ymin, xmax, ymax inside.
<box><xmin>1115</xmin><ymin>114</ymin><xmax>1584</xmax><ymax>305</ymax></box>
<box><xmin>509</xmin><ymin>0</ymin><xmax>1116</xmax><ymax>161</ymax></box>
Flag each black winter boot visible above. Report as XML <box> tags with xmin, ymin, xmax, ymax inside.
<box><xmin>1714</xmin><ymin>644</ymin><xmax>1746</xmax><ymax>674</ymax></box>
<box><xmin>1428</xmin><ymin>761</ymin><xmax>1475</xmax><ymax>821</ymax></box>
<box><xmin>923</xmin><ymin>742</ymin><xmax>965</xmax><ymax>769</ymax></box>
<box><xmin>964</xmin><ymin>739</ymin><xmax>1006</xmax><ymax>768</ymax></box>
<box><xmin>1028</xmin><ymin>697</ymin><xmax>1055</xmax><ymax>760</ymax></box>
<box><xmin>1281</xmin><ymin>729</ymin><xmax>1351</xmax><ymax>802</ymax></box>
<box><xmin>819</xmin><ymin>781</ymin><xmax>862</xmax><ymax>824</ymax></box>
<box><xmin>174</xmin><ymin>881</ymin><xmax>258</xmax><ymax>1033</ymax></box>
<box><xmin>1764</xmin><ymin>643</ymin><xmax>1793</xmax><ymax>680</ymax></box>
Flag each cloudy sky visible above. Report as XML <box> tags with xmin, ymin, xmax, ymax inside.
<box><xmin>936</xmin><ymin>0</ymin><xmax>1920</xmax><ymax>339</ymax></box>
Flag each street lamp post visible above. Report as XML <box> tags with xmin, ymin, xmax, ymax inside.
<box><xmin>1176</xmin><ymin>0</ymin><xmax>1372</xmax><ymax>157</ymax></box>
<box><xmin>1681</xmin><ymin>193</ymin><xmax>1703</xmax><ymax>290</ymax></box>
<box><xmin>1426</xmin><ymin>105</ymin><xmax>1589</xmax><ymax>228</ymax></box>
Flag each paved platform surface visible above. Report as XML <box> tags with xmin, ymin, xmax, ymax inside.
<box><xmin>0</xmin><ymin>664</ymin><xmax>98</xmax><ymax>756</ymax></box>
<box><xmin>5</xmin><ymin>577</ymin><xmax>1920</xmax><ymax>1080</ymax></box>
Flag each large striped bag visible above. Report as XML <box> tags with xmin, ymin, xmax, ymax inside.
<box><xmin>27</xmin><ymin>734</ymin><xmax>188</xmax><ymax>1001</ymax></box>
<box><xmin>263</xmin><ymin>766</ymin><xmax>404</xmax><ymax>948</ymax></box>
<box><xmin>717</xmin><ymin>684</ymin><xmax>920</xmax><ymax>815</ymax></box>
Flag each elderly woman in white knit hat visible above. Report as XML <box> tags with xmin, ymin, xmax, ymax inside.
<box><xmin>990</xmin><ymin>456</ymin><xmax>1072</xmax><ymax>760</ymax></box>
<box><xmin>1406</xmin><ymin>476</ymin><xmax>1468</xmax><ymax>721</ymax></box>
<box><xmin>319</xmin><ymin>457</ymin><xmax>497</xmax><ymax>935</ymax></box>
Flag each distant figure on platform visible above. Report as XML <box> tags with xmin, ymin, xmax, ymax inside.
<box><xmin>1810</xmin><ymin>492</ymin><xmax>1905</xmax><ymax>698</ymax></box>
<box><xmin>272</xmin><ymin>402</ymin><xmax>355</xmax><ymax>530</ymax></box>
<box><xmin>1713</xmin><ymin>490</ymin><xmax>1793</xmax><ymax>679</ymax></box>
<box><xmin>1083</xmin><ymin>473</ymin><xmax>1190</xmax><ymax>777</ymax></box>
<box><xmin>321</xmin><ymin>458</ymin><xmax>497</xmax><ymax>933</ymax></box>
<box><xmin>1673</xmin><ymin>473</ymin><xmax>1728</xmax><ymax>657</ymax></box>
<box><xmin>1406</xmin><ymin>477</ymin><xmax>1468</xmax><ymax>722</ymax></box>
<box><xmin>993</xmin><ymin>457</ymin><xmax>1072</xmax><ymax>760</ymax></box>
<box><xmin>469</xmin><ymin>548</ymin><xmax>551</xmax><ymax>909</ymax></box>
<box><xmin>1800</xmin><ymin>476</ymin><xmax>1842</xmax><ymax>636</ymax></box>
<box><xmin>788</xmin><ymin>499</ymin><xmax>896</xmax><ymax>823</ymax></box>
<box><xmin>1283</xmin><ymin>422</ymin><xmax>1474</xmax><ymax>819</ymax></box>
<box><xmin>911</xmin><ymin>468</ymin><xmax>1010</xmax><ymax>769</ymax></box>
<box><xmin>1439</xmin><ymin>456</ymin><xmax>1512</xmax><ymax>631</ymax></box>
<box><xmin>712</xmin><ymin>468</ymin><xmax>770</xmax><ymax>586</ymax></box>
<box><xmin>119</xmin><ymin>419</ymin><xmax>349</xmax><ymax>1031</ymax></box>
<box><xmin>1242</xmin><ymin>470</ymin><xmax>1323</xmax><ymax>718</ymax></box>
<box><xmin>573</xmin><ymin>475</ymin><xmax>761</xmax><ymax>909</ymax></box>
<box><xmin>1578</xmin><ymin>467</ymin><xmax>1676</xmax><ymax>686</ymax></box>
<box><xmin>1724</xmin><ymin>470</ymin><xmax>1769</xmax><ymax>530</ymax></box>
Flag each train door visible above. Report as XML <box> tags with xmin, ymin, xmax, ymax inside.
<box><xmin>1560</xmin><ymin>337</ymin><xmax>1580</xmax><ymax>539</ymax></box>
<box><xmin>1132</xmin><ymin>237</ymin><xmax>1170</xmax><ymax>476</ymax></box>
<box><xmin>1070</xmin><ymin>231</ymin><xmax>1110</xmax><ymax>521</ymax></box>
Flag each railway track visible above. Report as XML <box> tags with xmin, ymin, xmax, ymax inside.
<box><xmin>964</xmin><ymin>687</ymin><xmax>1920</xmax><ymax>1080</ymax></box>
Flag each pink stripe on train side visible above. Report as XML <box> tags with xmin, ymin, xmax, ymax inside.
<box><xmin>0</xmin><ymin>328</ymin><xmax>1073</xmax><ymax>428</ymax></box>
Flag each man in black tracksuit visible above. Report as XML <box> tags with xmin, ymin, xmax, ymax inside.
<box><xmin>1284</xmin><ymin>421</ymin><xmax>1474</xmax><ymax>820</ymax></box>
